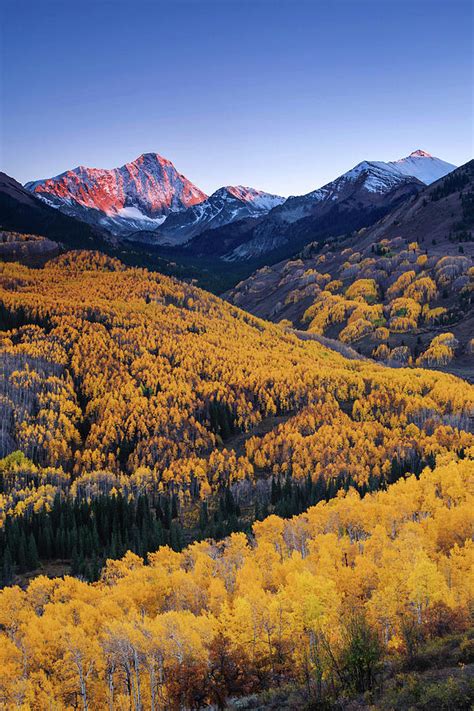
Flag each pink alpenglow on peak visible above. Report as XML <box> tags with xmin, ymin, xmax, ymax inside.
<box><xmin>25</xmin><ymin>153</ymin><xmax>208</xmax><ymax>234</ymax></box>
<box><xmin>388</xmin><ymin>150</ymin><xmax>456</xmax><ymax>184</ymax></box>
<box><xmin>407</xmin><ymin>149</ymin><xmax>433</xmax><ymax>158</ymax></box>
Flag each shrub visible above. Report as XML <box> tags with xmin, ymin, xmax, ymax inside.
<box><xmin>417</xmin><ymin>333</ymin><xmax>459</xmax><ymax>366</ymax></box>
<box><xmin>338</xmin><ymin>612</ymin><xmax>384</xmax><ymax>693</ymax></box>
<box><xmin>345</xmin><ymin>279</ymin><xmax>379</xmax><ymax>304</ymax></box>
<box><xmin>374</xmin><ymin>327</ymin><xmax>389</xmax><ymax>341</ymax></box>
<box><xmin>325</xmin><ymin>279</ymin><xmax>343</xmax><ymax>294</ymax></box>
<box><xmin>423</xmin><ymin>602</ymin><xmax>469</xmax><ymax>639</ymax></box>
<box><xmin>372</xmin><ymin>344</ymin><xmax>390</xmax><ymax>360</ymax></box>
<box><xmin>388</xmin><ymin>346</ymin><xmax>411</xmax><ymax>365</ymax></box>
<box><xmin>387</xmin><ymin>271</ymin><xmax>416</xmax><ymax>299</ymax></box>
<box><xmin>339</xmin><ymin>318</ymin><xmax>373</xmax><ymax>343</ymax></box>
<box><xmin>405</xmin><ymin>276</ymin><xmax>438</xmax><ymax>304</ymax></box>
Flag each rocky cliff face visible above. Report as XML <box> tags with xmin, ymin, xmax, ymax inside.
<box><xmin>25</xmin><ymin>153</ymin><xmax>208</xmax><ymax>234</ymax></box>
<box><xmin>145</xmin><ymin>185</ymin><xmax>285</xmax><ymax>246</ymax></box>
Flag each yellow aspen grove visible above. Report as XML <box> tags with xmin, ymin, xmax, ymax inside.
<box><xmin>0</xmin><ymin>252</ymin><xmax>473</xmax><ymax>709</ymax></box>
<box><xmin>0</xmin><ymin>459</ymin><xmax>471</xmax><ymax>708</ymax></box>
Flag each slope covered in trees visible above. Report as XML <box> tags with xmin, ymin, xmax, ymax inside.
<box><xmin>227</xmin><ymin>161</ymin><xmax>474</xmax><ymax>378</ymax></box>
<box><xmin>0</xmin><ymin>457</ymin><xmax>472</xmax><ymax>708</ymax></box>
<box><xmin>0</xmin><ymin>251</ymin><xmax>473</xmax><ymax>581</ymax></box>
<box><xmin>0</xmin><ymin>251</ymin><xmax>473</xmax><ymax>708</ymax></box>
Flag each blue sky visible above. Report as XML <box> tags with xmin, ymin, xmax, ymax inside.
<box><xmin>1</xmin><ymin>0</ymin><xmax>472</xmax><ymax>196</ymax></box>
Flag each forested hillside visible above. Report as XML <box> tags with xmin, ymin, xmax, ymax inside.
<box><xmin>227</xmin><ymin>161</ymin><xmax>474</xmax><ymax>379</ymax></box>
<box><xmin>0</xmin><ymin>458</ymin><xmax>472</xmax><ymax>708</ymax></box>
<box><xmin>0</xmin><ymin>251</ymin><xmax>473</xmax><ymax>708</ymax></box>
<box><xmin>0</xmin><ymin>251</ymin><xmax>473</xmax><ymax>575</ymax></box>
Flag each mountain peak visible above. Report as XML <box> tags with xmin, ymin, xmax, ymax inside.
<box><xmin>130</xmin><ymin>152</ymin><xmax>173</xmax><ymax>167</ymax></box>
<box><xmin>211</xmin><ymin>185</ymin><xmax>284</xmax><ymax>206</ymax></box>
<box><xmin>407</xmin><ymin>149</ymin><xmax>433</xmax><ymax>159</ymax></box>
<box><xmin>25</xmin><ymin>153</ymin><xmax>208</xmax><ymax>231</ymax></box>
<box><xmin>224</xmin><ymin>185</ymin><xmax>264</xmax><ymax>201</ymax></box>
<box><xmin>389</xmin><ymin>151</ymin><xmax>456</xmax><ymax>184</ymax></box>
<box><xmin>153</xmin><ymin>184</ymin><xmax>285</xmax><ymax>246</ymax></box>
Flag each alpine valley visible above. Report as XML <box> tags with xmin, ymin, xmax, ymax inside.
<box><xmin>0</xmin><ymin>145</ymin><xmax>474</xmax><ymax>711</ymax></box>
<box><xmin>0</xmin><ymin>148</ymin><xmax>459</xmax><ymax>291</ymax></box>
<box><xmin>3</xmin><ymin>0</ymin><xmax>474</xmax><ymax>707</ymax></box>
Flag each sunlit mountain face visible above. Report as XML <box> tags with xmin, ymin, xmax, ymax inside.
<box><xmin>139</xmin><ymin>185</ymin><xmax>286</xmax><ymax>246</ymax></box>
<box><xmin>24</xmin><ymin>149</ymin><xmax>456</xmax><ymax>243</ymax></box>
<box><xmin>178</xmin><ymin>149</ymin><xmax>456</xmax><ymax>263</ymax></box>
<box><xmin>25</xmin><ymin>153</ymin><xmax>208</xmax><ymax>234</ymax></box>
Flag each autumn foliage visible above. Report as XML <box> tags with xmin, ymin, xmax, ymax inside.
<box><xmin>0</xmin><ymin>458</ymin><xmax>472</xmax><ymax>708</ymax></box>
<box><xmin>0</xmin><ymin>252</ymin><xmax>473</xmax><ymax>708</ymax></box>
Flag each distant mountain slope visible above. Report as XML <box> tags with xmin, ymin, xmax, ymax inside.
<box><xmin>387</xmin><ymin>149</ymin><xmax>456</xmax><ymax>184</ymax></box>
<box><xmin>130</xmin><ymin>185</ymin><xmax>285</xmax><ymax>246</ymax></box>
<box><xmin>226</xmin><ymin>160</ymin><xmax>473</xmax><ymax>378</ymax></box>
<box><xmin>0</xmin><ymin>230</ymin><xmax>60</xmax><ymax>265</ymax></box>
<box><xmin>175</xmin><ymin>150</ymin><xmax>455</xmax><ymax>262</ymax></box>
<box><xmin>265</xmin><ymin>150</ymin><xmax>455</xmax><ymax>227</ymax></box>
<box><xmin>178</xmin><ymin>150</ymin><xmax>455</xmax><ymax>263</ymax></box>
<box><xmin>182</xmin><ymin>168</ymin><xmax>423</xmax><ymax>262</ymax></box>
<box><xmin>0</xmin><ymin>172</ymin><xmax>110</xmax><ymax>250</ymax></box>
<box><xmin>25</xmin><ymin>153</ymin><xmax>208</xmax><ymax>235</ymax></box>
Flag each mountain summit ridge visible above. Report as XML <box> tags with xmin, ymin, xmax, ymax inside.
<box><xmin>143</xmin><ymin>184</ymin><xmax>285</xmax><ymax>245</ymax></box>
<box><xmin>23</xmin><ymin>149</ymin><xmax>456</xmax><ymax>243</ymax></box>
<box><xmin>177</xmin><ymin>150</ymin><xmax>456</xmax><ymax>263</ymax></box>
<box><xmin>25</xmin><ymin>153</ymin><xmax>208</xmax><ymax>234</ymax></box>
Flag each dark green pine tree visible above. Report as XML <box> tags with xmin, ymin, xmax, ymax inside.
<box><xmin>169</xmin><ymin>521</ymin><xmax>183</xmax><ymax>552</ymax></box>
<box><xmin>71</xmin><ymin>546</ymin><xmax>81</xmax><ymax>576</ymax></box>
<box><xmin>199</xmin><ymin>501</ymin><xmax>209</xmax><ymax>532</ymax></box>
<box><xmin>2</xmin><ymin>546</ymin><xmax>13</xmax><ymax>586</ymax></box>
<box><xmin>171</xmin><ymin>494</ymin><xmax>179</xmax><ymax>520</ymax></box>
<box><xmin>17</xmin><ymin>531</ymin><xmax>27</xmax><ymax>573</ymax></box>
<box><xmin>26</xmin><ymin>533</ymin><xmax>39</xmax><ymax>571</ymax></box>
<box><xmin>162</xmin><ymin>497</ymin><xmax>172</xmax><ymax>530</ymax></box>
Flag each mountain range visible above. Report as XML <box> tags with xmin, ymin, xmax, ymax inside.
<box><xmin>24</xmin><ymin>153</ymin><xmax>285</xmax><ymax>240</ymax></box>
<box><xmin>0</xmin><ymin>149</ymin><xmax>460</xmax><ymax>289</ymax></box>
<box><xmin>180</xmin><ymin>150</ymin><xmax>456</xmax><ymax>262</ymax></box>
<box><xmin>22</xmin><ymin>150</ymin><xmax>455</xmax><ymax>251</ymax></box>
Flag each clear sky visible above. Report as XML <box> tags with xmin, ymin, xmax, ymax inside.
<box><xmin>1</xmin><ymin>0</ymin><xmax>472</xmax><ymax>197</ymax></box>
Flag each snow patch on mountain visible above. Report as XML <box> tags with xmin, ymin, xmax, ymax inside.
<box><xmin>151</xmin><ymin>185</ymin><xmax>285</xmax><ymax>245</ymax></box>
<box><xmin>25</xmin><ymin>153</ymin><xmax>207</xmax><ymax>234</ymax></box>
<box><xmin>115</xmin><ymin>206</ymin><xmax>167</xmax><ymax>224</ymax></box>
<box><xmin>388</xmin><ymin>150</ymin><xmax>456</xmax><ymax>185</ymax></box>
<box><xmin>100</xmin><ymin>207</ymin><xmax>167</xmax><ymax>234</ymax></box>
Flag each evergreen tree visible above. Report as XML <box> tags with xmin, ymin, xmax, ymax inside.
<box><xmin>26</xmin><ymin>533</ymin><xmax>39</xmax><ymax>571</ymax></box>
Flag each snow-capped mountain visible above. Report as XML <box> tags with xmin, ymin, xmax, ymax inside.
<box><xmin>25</xmin><ymin>153</ymin><xmax>208</xmax><ymax>235</ymax></box>
<box><xmin>266</xmin><ymin>150</ymin><xmax>456</xmax><ymax>228</ymax></box>
<box><xmin>388</xmin><ymin>150</ymin><xmax>456</xmax><ymax>185</ymax></box>
<box><xmin>23</xmin><ymin>148</ymin><xmax>456</xmax><ymax>249</ymax></box>
<box><xmin>181</xmin><ymin>151</ymin><xmax>455</xmax><ymax>263</ymax></box>
<box><xmin>224</xmin><ymin>160</ymin><xmax>474</xmax><ymax>328</ymax></box>
<box><xmin>222</xmin><ymin>172</ymin><xmax>423</xmax><ymax>261</ymax></box>
<box><xmin>202</xmin><ymin>150</ymin><xmax>457</xmax><ymax>261</ymax></box>
<box><xmin>148</xmin><ymin>185</ymin><xmax>285</xmax><ymax>245</ymax></box>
